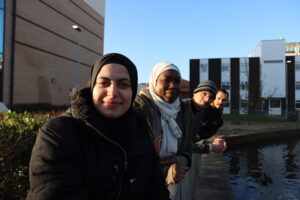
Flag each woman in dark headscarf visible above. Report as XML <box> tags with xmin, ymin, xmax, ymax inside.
<box><xmin>26</xmin><ymin>53</ymin><xmax>170</xmax><ymax>200</ymax></box>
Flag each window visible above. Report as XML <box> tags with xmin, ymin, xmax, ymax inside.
<box><xmin>0</xmin><ymin>0</ymin><xmax>4</xmax><ymax>9</ymax></box>
<box><xmin>264</xmin><ymin>60</ymin><xmax>283</xmax><ymax>64</ymax></box>
<box><xmin>286</xmin><ymin>47</ymin><xmax>295</xmax><ymax>52</ymax></box>
<box><xmin>224</xmin><ymin>102</ymin><xmax>230</xmax><ymax>107</ymax></box>
<box><xmin>240</xmin><ymin>63</ymin><xmax>248</xmax><ymax>72</ymax></box>
<box><xmin>241</xmin><ymin>100</ymin><xmax>248</xmax><ymax>108</ymax></box>
<box><xmin>296</xmin><ymin>82</ymin><xmax>300</xmax><ymax>90</ymax></box>
<box><xmin>270</xmin><ymin>99</ymin><xmax>280</xmax><ymax>108</ymax></box>
<box><xmin>240</xmin><ymin>81</ymin><xmax>248</xmax><ymax>90</ymax></box>
<box><xmin>221</xmin><ymin>81</ymin><xmax>230</xmax><ymax>90</ymax></box>
<box><xmin>0</xmin><ymin>3</ymin><xmax>4</xmax><ymax>100</ymax></box>
<box><xmin>296</xmin><ymin>100</ymin><xmax>300</xmax><ymax>108</ymax></box>
<box><xmin>200</xmin><ymin>64</ymin><xmax>208</xmax><ymax>72</ymax></box>
<box><xmin>0</xmin><ymin>1</ymin><xmax>3</xmax><ymax>55</ymax></box>
<box><xmin>222</xmin><ymin>64</ymin><xmax>229</xmax><ymax>72</ymax></box>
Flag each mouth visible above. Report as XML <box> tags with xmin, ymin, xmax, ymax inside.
<box><xmin>104</xmin><ymin>101</ymin><xmax>122</xmax><ymax>107</ymax></box>
<box><xmin>166</xmin><ymin>90</ymin><xmax>178</xmax><ymax>96</ymax></box>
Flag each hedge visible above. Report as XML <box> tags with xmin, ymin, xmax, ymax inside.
<box><xmin>0</xmin><ymin>111</ymin><xmax>51</xmax><ymax>200</ymax></box>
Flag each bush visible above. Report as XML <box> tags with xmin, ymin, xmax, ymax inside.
<box><xmin>10</xmin><ymin>103</ymin><xmax>69</xmax><ymax>113</ymax></box>
<box><xmin>0</xmin><ymin>111</ymin><xmax>50</xmax><ymax>200</ymax></box>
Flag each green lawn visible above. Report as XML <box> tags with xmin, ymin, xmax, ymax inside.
<box><xmin>223</xmin><ymin>114</ymin><xmax>287</xmax><ymax>122</ymax></box>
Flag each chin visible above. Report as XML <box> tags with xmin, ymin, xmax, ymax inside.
<box><xmin>199</xmin><ymin>104</ymin><xmax>208</xmax><ymax>108</ymax></box>
<box><xmin>100</xmin><ymin>109</ymin><xmax>125</xmax><ymax>119</ymax></box>
<box><xmin>164</xmin><ymin>96</ymin><xmax>177</xmax><ymax>103</ymax></box>
<box><xmin>104</xmin><ymin>113</ymin><xmax>123</xmax><ymax>119</ymax></box>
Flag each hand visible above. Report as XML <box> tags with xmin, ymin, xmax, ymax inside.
<box><xmin>172</xmin><ymin>163</ymin><xmax>189</xmax><ymax>183</ymax></box>
<box><xmin>211</xmin><ymin>138</ymin><xmax>227</xmax><ymax>153</ymax></box>
<box><xmin>160</xmin><ymin>156</ymin><xmax>176</xmax><ymax>167</ymax></box>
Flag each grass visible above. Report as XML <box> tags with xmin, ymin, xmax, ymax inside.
<box><xmin>223</xmin><ymin>113</ymin><xmax>287</xmax><ymax>122</ymax></box>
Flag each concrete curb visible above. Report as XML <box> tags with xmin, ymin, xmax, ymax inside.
<box><xmin>221</xmin><ymin>128</ymin><xmax>300</xmax><ymax>146</ymax></box>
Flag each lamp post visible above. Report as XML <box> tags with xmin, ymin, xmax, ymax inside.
<box><xmin>72</xmin><ymin>25</ymin><xmax>82</xmax><ymax>87</ymax></box>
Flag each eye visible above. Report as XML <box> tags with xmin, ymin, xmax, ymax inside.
<box><xmin>118</xmin><ymin>80</ymin><xmax>131</xmax><ymax>89</ymax></box>
<box><xmin>162</xmin><ymin>79</ymin><xmax>170</xmax><ymax>83</ymax></box>
<box><xmin>174</xmin><ymin>78</ymin><xmax>181</xmax><ymax>84</ymax></box>
<box><xmin>96</xmin><ymin>79</ymin><xmax>110</xmax><ymax>87</ymax></box>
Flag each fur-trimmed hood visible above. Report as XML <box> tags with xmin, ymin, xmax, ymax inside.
<box><xmin>68</xmin><ymin>87</ymin><xmax>97</xmax><ymax>121</ymax></box>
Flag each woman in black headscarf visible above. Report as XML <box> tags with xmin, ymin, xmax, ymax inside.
<box><xmin>26</xmin><ymin>53</ymin><xmax>170</xmax><ymax>200</ymax></box>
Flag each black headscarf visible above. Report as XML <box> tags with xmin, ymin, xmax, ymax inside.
<box><xmin>90</xmin><ymin>53</ymin><xmax>138</xmax><ymax>103</ymax></box>
<box><xmin>88</xmin><ymin>53</ymin><xmax>139</xmax><ymax>149</ymax></box>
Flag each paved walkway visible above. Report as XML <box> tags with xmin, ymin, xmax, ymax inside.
<box><xmin>194</xmin><ymin>121</ymin><xmax>300</xmax><ymax>200</ymax></box>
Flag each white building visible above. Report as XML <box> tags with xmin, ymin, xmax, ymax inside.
<box><xmin>190</xmin><ymin>39</ymin><xmax>300</xmax><ymax>117</ymax></box>
<box><xmin>248</xmin><ymin>39</ymin><xmax>286</xmax><ymax>115</ymax></box>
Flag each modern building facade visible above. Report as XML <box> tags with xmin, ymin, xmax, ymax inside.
<box><xmin>190</xmin><ymin>39</ymin><xmax>300</xmax><ymax>116</ymax></box>
<box><xmin>285</xmin><ymin>42</ymin><xmax>300</xmax><ymax>56</ymax></box>
<box><xmin>0</xmin><ymin>0</ymin><xmax>105</xmax><ymax>108</ymax></box>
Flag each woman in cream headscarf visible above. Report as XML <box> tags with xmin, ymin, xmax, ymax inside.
<box><xmin>134</xmin><ymin>62</ymin><xmax>194</xmax><ymax>200</ymax></box>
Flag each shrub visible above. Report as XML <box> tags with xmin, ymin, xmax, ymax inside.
<box><xmin>0</xmin><ymin>111</ymin><xmax>50</xmax><ymax>200</ymax></box>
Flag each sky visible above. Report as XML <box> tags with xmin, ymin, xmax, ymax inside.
<box><xmin>104</xmin><ymin>0</ymin><xmax>300</xmax><ymax>83</ymax></box>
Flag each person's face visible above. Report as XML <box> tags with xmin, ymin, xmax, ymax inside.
<box><xmin>193</xmin><ymin>91</ymin><xmax>214</xmax><ymax>108</ymax></box>
<box><xmin>155</xmin><ymin>69</ymin><xmax>181</xmax><ymax>103</ymax></box>
<box><xmin>92</xmin><ymin>63</ymin><xmax>132</xmax><ymax>118</ymax></box>
<box><xmin>214</xmin><ymin>91</ymin><xmax>228</xmax><ymax>109</ymax></box>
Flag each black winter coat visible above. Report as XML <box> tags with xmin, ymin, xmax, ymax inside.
<box><xmin>26</xmin><ymin>88</ymin><xmax>169</xmax><ymax>200</ymax></box>
<box><xmin>199</xmin><ymin>103</ymin><xmax>223</xmax><ymax>139</ymax></box>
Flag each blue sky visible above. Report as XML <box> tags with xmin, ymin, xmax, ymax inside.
<box><xmin>104</xmin><ymin>0</ymin><xmax>300</xmax><ymax>83</ymax></box>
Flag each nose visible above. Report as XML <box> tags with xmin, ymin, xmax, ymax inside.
<box><xmin>217</xmin><ymin>99</ymin><xmax>222</xmax><ymax>105</ymax></box>
<box><xmin>203</xmin><ymin>95</ymin><xmax>210</xmax><ymax>103</ymax></box>
<box><xmin>107</xmin><ymin>83</ymin><xmax>118</xmax><ymax>97</ymax></box>
<box><xmin>169</xmin><ymin>81</ymin><xmax>175</xmax><ymax>88</ymax></box>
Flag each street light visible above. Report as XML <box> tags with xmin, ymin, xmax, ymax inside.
<box><xmin>72</xmin><ymin>24</ymin><xmax>82</xmax><ymax>87</ymax></box>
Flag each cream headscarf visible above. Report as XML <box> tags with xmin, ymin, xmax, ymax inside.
<box><xmin>149</xmin><ymin>62</ymin><xmax>182</xmax><ymax>157</ymax></box>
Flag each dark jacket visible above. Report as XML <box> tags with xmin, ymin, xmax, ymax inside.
<box><xmin>199</xmin><ymin>102</ymin><xmax>223</xmax><ymax>139</ymax></box>
<box><xmin>183</xmin><ymin>98</ymin><xmax>222</xmax><ymax>153</ymax></box>
<box><xmin>27</xmin><ymin>88</ymin><xmax>169</xmax><ymax>200</ymax></box>
<box><xmin>134</xmin><ymin>89</ymin><xmax>194</xmax><ymax>168</ymax></box>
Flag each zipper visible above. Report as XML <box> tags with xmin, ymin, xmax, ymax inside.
<box><xmin>85</xmin><ymin>122</ymin><xmax>128</xmax><ymax>171</ymax></box>
<box><xmin>85</xmin><ymin>122</ymin><xmax>128</xmax><ymax>199</ymax></box>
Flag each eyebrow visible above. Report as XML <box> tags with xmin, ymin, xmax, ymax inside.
<box><xmin>162</xmin><ymin>76</ymin><xmax>181</xmax><ymax>81</ymax></box>
<box><xmin>97</xmin><ymin>77</ymin><xmax>130</xmax><ymax>81</ymax></box>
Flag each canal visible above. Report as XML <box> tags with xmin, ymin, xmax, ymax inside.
<box><xmin>224</xmin><ymin>137</ymin><xmax>300</xmax><ymax>200</ymax></box>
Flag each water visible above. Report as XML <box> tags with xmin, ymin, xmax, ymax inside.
<box><xmin>224</xmin><ymin>138</ymin><xmax>300</xmax><ymax>200</ymax></box>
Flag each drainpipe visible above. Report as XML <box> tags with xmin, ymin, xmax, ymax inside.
<box><xmin>9</xmin><ymin>0</ymin><xmax>16</xmax><ymax>107</ymax></box>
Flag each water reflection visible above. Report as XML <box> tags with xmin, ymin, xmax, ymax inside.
<box><xmin>224</xmin><ymin>138</ymin><xmax>300</xmax><ymax>200</ymax></box>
